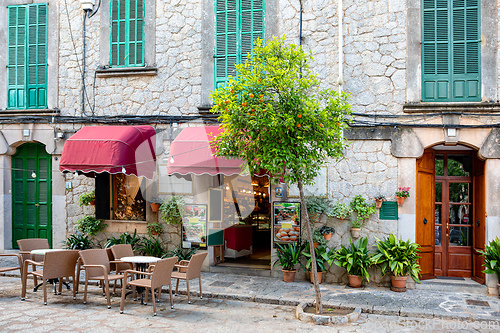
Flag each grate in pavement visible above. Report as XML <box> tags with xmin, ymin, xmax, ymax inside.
<box><xmin>210</xmin><ymin>281</ymin><xmax>235</xmax><ymax>287</ymax></box>
<box><xmin>466</xmin><ymin>299</ymin><xmax>490</xmax><ymax>307</ymax></box>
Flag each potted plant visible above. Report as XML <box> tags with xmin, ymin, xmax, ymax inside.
<box><xmin>479</xmin><ymin>237</ymin><xmax>500</xmax><ymax>296</ymax></box>
<box><xmin>75</xmin><ymin>215</ymin><xmax>107</xmax><ymax>236</ymax></box>
<box><xmin>334</xmin><ymin>237</ymin><xmax>372</xmax><ymax>288</ymax></box>
<box><xmin>305</xmin><ymin>196</ymin><xmax>332</xmax><ymax>223</ymax></box>
<box><xmin>78</xmin><ymin>190</ymin><xmax>95</xmax><ymax>206</ymax></box>
<box><xmin>349</xmin><ymin>195</ymin><xmax>376</xmax><ymax>238</ymax></box>
<box><xmin>329</xmin><ymin>202</ymin><xmax>352</xmax><ymax>220</ymax></box>
<box><xmin>159</xmin><ymin>195</ymin><xmax>186</xmax><ymax>225</ymax></box>
<box><xmin>371</xmin><ymin>233</ymin><xmax>421</xmax><ymax>291</ymax></box>
<box><xmin>137</xmin><ymin>236</ymin><xmax>167</xmax><ymax>257</ymax></box>
<box><xmin>395</xmin><ymin>187</ymin><xmax>410</xmax><ymax>205</ymax></box>
<box><xmin>302</xmin><ymin>244</ymin><xmax>336</xmax><ymax>284</ymax></box>
<box><xmin>313</xmin><ymin>228</ymin><xmax>328</xmax><ymax>248</ymax></box>
<box><xmin>318</xmin><ymin>225</ymin><xmax>335</xmax><ymax>241</ymax></box>
<box><xmin>374</xmin><ymin>195</ymin><xmax>386</xmax><ymax>209</ymax></box>
<box><xmin>149</xmin><ymin>197</ymin><xmax>163</xmax><ymax>213</ymax></box>
<box><xmin>273</xmin><ymin>242</ymin><xmax>305</xmax><ymax>282</ymax></box>
<box><xmin>146</xmin><ymin>222</ymin><xmax>164</xmax><ymax>236</ymax></box>
<box><xmin>63</xmin><ymin>232</ymin><xmax>94</xmax><ymax>250</ymax></box>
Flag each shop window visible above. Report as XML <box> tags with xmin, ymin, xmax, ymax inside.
<box><xmin>95</xmin><ymin>173</ymin><xmax>146</xmax><ymax>221</ymax></box>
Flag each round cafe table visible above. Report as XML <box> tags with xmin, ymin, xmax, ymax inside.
<box><xmin>119</xmin><ymin>256</ymin><xmax>160</xmax><ymax>304</ymax></box>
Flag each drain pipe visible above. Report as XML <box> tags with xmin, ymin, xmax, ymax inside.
<box><xmin>337</xmin><ymin>0</ymin><xmax>343</xmax><ymax>93</ymax></box>
<box><xmin>299</xmin><ymin>0</ymin><xmax>303</xmax><ymax>47</ymax></box>
<box><xmin>82</xmin><ymin>11</ymin><xmax>89</xmax><ymax>116</ymax></box>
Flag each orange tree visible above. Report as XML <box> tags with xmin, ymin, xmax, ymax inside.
<box><xmin>210</xmin><ymin>36</ymin><xmax>351</xmax><ymax>314</ymax></box>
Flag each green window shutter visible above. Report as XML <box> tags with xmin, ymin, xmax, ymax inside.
<box><xmin>7</xmin><ymin>4</ymin><xmax>47</xmax><ymax>110</ymax></box>
<box><xmin>215</xmin><ymin>0</ymin><xmax>264</xmax><ymax>88</ymax></box>
<box><xmin>27</xmin><ymin>4</ymin><xmax>48</xmax><ymax>108</ymax></box>
<box><xmin>379</xmin><ymin>201</ymin><xmax>398</xmax><ymax>220</ymax></box>
<box><xmin>110</xmin><ymin>0</ymin><xmax>144</xmax><ymax>67</ymax></box>
<box><xmin>422</xmin><ymin>0</ymin><xmax>480</xmax><ymax>102</ymax></box>
<box><xmin>7</xmin><ymin>6</ymin><xmax>26</xmax><ymax>109</ymax></box>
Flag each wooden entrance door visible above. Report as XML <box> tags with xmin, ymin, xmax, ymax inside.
<box><xmin>434</xmin><ymin>151</ymin><xmax>474</xmax><ymax>277</ymax></box>
<box><xmin>12</xmin><ymin>143</ymin><xmax>52</xmax><ymax>248</ymax></box>
<box><xmin>472</xmin><ymin>155</ymin><xmax>485</xmax><ymax>283</ymax></box>
<box><xmin>417</xmin><ymin>150</ymin><xmax>435</xmax><ymax>279</ymax></box>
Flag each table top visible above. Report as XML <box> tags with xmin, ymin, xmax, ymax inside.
<box><xmin>30</xmin><ymin>249</ymin><xmax>64</xmax><ymax>255</ymax></box>
<box><xmin>120</xmin><ymin>256</ymin><xmax>161</xmax><ymax>264</ymax></box>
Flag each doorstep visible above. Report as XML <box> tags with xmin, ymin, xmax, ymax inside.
<box><xmin>416</xmin><ymin>277</ymin><xmax>488</xmax><ymax>295</ymax></box>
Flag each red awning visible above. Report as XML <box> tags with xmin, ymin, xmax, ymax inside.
<box><xmin>59</xmin><ymin>125</ymin><xmax>156</xmax><ymax>178</ymax></box>
<box><xmin>166</xmin><ymin>126</ymin><xmax>246</xmax><ymax>176</ymax></box>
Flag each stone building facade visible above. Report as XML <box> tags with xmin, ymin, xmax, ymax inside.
<box><xmin>0</xmin><ymin>0</ymin><xmax>499</xmax><ymax>293</ymax></box>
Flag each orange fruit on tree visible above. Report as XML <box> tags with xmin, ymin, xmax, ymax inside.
<box><xmin>242</xmin><ymin>102</ymin><xmax>247</xmax><ymax>107</ymax></box>
<box><xmin>249</xmin><ymin>93</ymin><xmax>254</xmax><ymax>98</ymax></box>
<box><xmin>230</xmin><ymin>89</ymin><xmax>235</xmax><ymax>94</ymax></box>
<box><xmin>259</xmin><ymin>98</ymin><xmax>263</xmax><ymax>103</ymax></box>
<box><xmin>297</xmin><ymin>114</ymin><xmax>302</xmax><ymax>118</ymax></box>
<box><xmin>320</xmin><ymin>123</ymin><xmax>324</xmax><ymax>128</ymax></box>
<box><xmin>297</xmin><ymin>124</ymin><xmax>301</xmax><ymax>128</ymax></box>
<box><xmin>259</xmin><ymin>94</ymin><xmax>264</xmax><ymax>98</ymax></box>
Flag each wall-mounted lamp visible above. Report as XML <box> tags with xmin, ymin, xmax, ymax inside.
<box><xmin>447</xmin><ymin>128</ymin><xmax>457</xmax><ymax>137</ymax></box>
<box><xmin>56</xmin><ymin>132</ymin><xmax>65</xmax><ymax>140</ymax></box>
<box><xmin>23</xmin><ymin>129</ymin><xmax>30</xmax><ymax>137</ymax></box>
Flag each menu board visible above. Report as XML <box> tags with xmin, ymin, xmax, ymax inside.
<box><xmin>183</xmin><ymin>204</ymin><xmax>207</xmax><ymax>247</ymax></box>
<box><xmin>273</xmin><ymin>202</ymin><xmax>301</xmax><ymax>245</ymax></box>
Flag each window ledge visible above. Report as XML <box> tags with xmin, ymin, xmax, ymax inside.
<box><xmin>403</xmin><ymin>102</ymin><xmax>500</xmax><ymax>113</ymax></box>
<box><xmin>105</xmin><ymin>219</ymin><xmax>147</xmax><ymax>224</ymax></box>
<box><xmin>96</xmin><ymin>67</ymin><xmax>158</xmax><ymax>78</ymax></box>
<box><xmin>0</xmin><ymin>109</ymin><xmax>60</xmax><ymax>117</ymax></box>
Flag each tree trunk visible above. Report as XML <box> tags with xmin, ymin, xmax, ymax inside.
<box><xmin>297</xmin><ymin>179</ymin><xmax>322</xmax><ymax>314</ymax></box>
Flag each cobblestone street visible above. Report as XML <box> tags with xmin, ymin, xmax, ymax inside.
<box><xmin>1</xmin><ymin>275</ymin><xmax>499</xmax><ymax>332</ymax></box>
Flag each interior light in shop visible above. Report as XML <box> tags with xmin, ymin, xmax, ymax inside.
<box><xmin>254</xmin><ymin>191</ymin><xmax>257</xmax><ymax>194</ymax></box>
<box><xmin>263</xmin><ymin>193</ymin><xmax>266</xmax><ymax>197</ymax></box>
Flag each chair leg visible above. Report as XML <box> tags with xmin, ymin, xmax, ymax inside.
<box><xmin>199</xmin><ymin>277</ymin><xmax>203</xmax><ymax>299</ymax></box>
<box><xmin>144</xmin><ymin>287</ymin><xmax>149</xmax><ymax>305</ymax></box>
<box><xmin>58</xmin><ymin>278</ymin><xmax>63</xmax><ymax>295</ymax></box>
<box><xmin>168</xmin><ymin>284</ymin><xmax>174</xmax><ymax>309</ymax></box>
<box><xmin>84</xmin><ymin>277</ymin><xmax>89</xmax><ymax>304</ymax></box>
<box><xmin>186</xmin><ymin>280</ymin><xmax>191</xmax><ymax>304</ymax></box>
<box><xmin>32</xmin><ymin>263</ymin><xmax>38</xmax><ymax>288</ymax></box>
<box><xmin>120</xmin><ymin>280</ymin><xmax>127</xmax><ymax>314</ymax></box>
<box><xmin>157</xmin><ymin>286</ymin><xmax>161</xmax><ymax>302</ymax></box>
<box><xmin>105</xmin><ymin>280</ymin><xmax>111</xmax><ymax>309</ymax></box>
<box><xmin>152</xmin><ymin>288</ymin><xmax>157</xmax><ymax>316</ymax></box>
<box><xmin>21</xmin><ymin>269</ymin><xmax>27</xmax><ymax>300</ymax></box>
<box><xmin>175</xmin><ymin>278</ymin><xmax>179</xmax><ymax>295</ymax></box>
<box><xmin>43</xmin><ymin>279</ymin><xmax>47</xmax><ymax>305</ymax></box>
<box><xmin>75</xmin><ymin>260</ymin><xmax>81</xmax><ymax>294</ymax></box>
<box><xmin>72</xmin><ymin>274</ymin><xmax>76</xmax><ymax>300</ymax></box>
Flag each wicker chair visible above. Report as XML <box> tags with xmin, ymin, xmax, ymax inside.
<box><xmin>171</xmin><ymin>252</ymin><xmax>208</xmax><ymax>304</ymax></box>
<box><xmin>79</xmin><ymin>249</ymin><xmax>127</xmax><ymax>309</ymax></box>
<box><xmin>21</xmin><ymin>250</ymin><xmax>79</xmax><ymax>305</ymax></box>
<box><xmin>120</xmin><ymin>256</ymin><xmax>177</xmax><ymax>316</ymax></box>
<box><xmin>17</xmin><ymin>238</ymin><xmax>49</xmax><ymax>288</ymax></box>
<box><xmin>0</xmin><ymin>253</ymin><xmax>23</xmax><ymax>284</ymax></box>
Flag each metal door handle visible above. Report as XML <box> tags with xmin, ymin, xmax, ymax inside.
<box><xmin>423</xmin><ymin>218</ymin><xmax>427</xmax><ymax>225</ymax></box>
<box><xmin>35</xmin><ymin>204</ymin><xmax>40</xmax><ymax>207</ymax></box>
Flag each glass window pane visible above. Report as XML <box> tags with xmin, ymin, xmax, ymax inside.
<box><xmin>435</xmin><ymin>203</ymin><xmax>442</xmax><ymax>225</ymax></box>
<box><xmin>435</xmin><ymin>182</ymin><xmax>442</xmax><ymax>202</ymax></box>
<box><xmin>449</xmin><ymin>226</ymin><xmax>471</xmax><ymax>247</ymax></box>
<box><xmin>112</xmin><ymin>174</ymin><xmax>146</xmax><ymax>221</ymax></box>
<box><xmin>435</xmin><ymin>154</ymin><xmax>444</xmax><ymax>176</ymax></box>
<box><xmin>447</xmin><ymin>155</ymin><xmax>471</xmax><ymax>176</ymax></box>
<box><xmin>435</xmin><ymin>225</ymin><xmax>441</xmax><ymax>246</ymax></box>
<box><xmin>449</xmin><ymin>204</ymin><xmax>470</xmax><ymax>225</ymax></box>
<box><xmin>449</xmin><ymin>182</ymin><xmax>470</xmax><ymax>203</ymax></box>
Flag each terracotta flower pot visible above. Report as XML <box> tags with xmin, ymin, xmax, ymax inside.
<box><xmin>391</xmin><ymin>275</ymin><xmax>408</xmax><ymax>290</ymax></box>
<box><xmin>89</xmin><ymin>200</ymin><xmax>95</xmax><ymax>206</ymax></box>
<box><xmin>348</xmin><ymin>274</ymin><xmax>363</xmax><ymax>288</ymax></box>
<box><xmin>350</xmin><ymin>227</ymin><xmax>361</xmax><ymax>239</ymax></box>
<box><xmin>375</xmin><ymin>199</ymin><xmax>383</xmax><ymax>209</ymax></box>
<box><xmin>309</xmin><ymin>271</ymin><xmax>323</xmax><ymax>284</ymax></box>
<box><xmin>150</xmin><ymin>202</ymin><xmax>161</xmax><ymax>212</ymax></box>
<box><xmin>282</xmin><ymin>269</ymin><xmax>296</xmax><ymax>283</ymax></box>
<box><xmin>396</xmin><ymin>196</ymin><xmax>405</xmax><ymax>206</ymax></box>
<box><xmin>324</xmin><ymin>232</ymin><xmax>332</xmax><ymax>241</ymax></box>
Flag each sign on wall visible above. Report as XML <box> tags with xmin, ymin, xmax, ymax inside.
<box><xmin>183</xmin><ymin>204</ymin><xmax>207</xmax><ymax>248</ymax></box>
<box><xmin>273</xmin><ymin>202</ymin><xmax>301</xmax><ymax>245</ymax></box>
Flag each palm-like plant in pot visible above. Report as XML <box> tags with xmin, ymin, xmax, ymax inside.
<box><xmin>479</xmin><ymin>237</ymin><xmax>500</xmax><ymax>295</ymax></box>
<box><xmin>274</xmin><ymin>243</ymin><xmax>305</xmax><ymax>282</ymax></box>
<box><xmin>334</xmin><ymin>237</ymin><xmax>372</xmax><ymax>288</ymax></box>
<box><xmin>302</xmin><ymin>244</ymin><xmax>336</xmax><ymax>284</ymax></box>
<box><xmin>371</xmin><ymin>233</ymin><xmax>421</xmax><ymax>291</ymax></box>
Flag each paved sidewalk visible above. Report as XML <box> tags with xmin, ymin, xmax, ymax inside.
<box><xmin>2</xmin><ymin>254</ymin><xmax>500</xmax><ymax>324</ymax></box>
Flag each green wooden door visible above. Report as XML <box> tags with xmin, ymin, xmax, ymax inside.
<box><xmin>12</xmin><ymin>143</ymin><xmax>52</xmax><ymax>248</ymax></box>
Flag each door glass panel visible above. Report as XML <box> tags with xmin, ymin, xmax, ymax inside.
<box><xmin>449</xmin><ymin>226</ymin><xmax>471</xmax><ymax>246</ymax></box>
<box><xmin>435</xmin><ymin>204</ymin><xmax>441</xmax><ymax>246</ymax></box>
<box><xmin>449</xmin><ymin>204</ymin><xmax>470</xmax><ymax>225</ymax></box>
<box><xmin>448</xmin><ymin>155</ymin><xmax>471</xmax><ymax>177</ymax></box>
<box><xmin>449</xmin><ymin>183</ymin><xmax>470</xmax><ymax>203</ymax></box>
<box><xmin>435</xmin><ymin>154</ymin><xmax>444</xmax><ymax>176</ymax></box>
<box><xmin>435</xmin><ymin>182</ymin><xmax>442</xmax><ymax>202</ymax></box>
